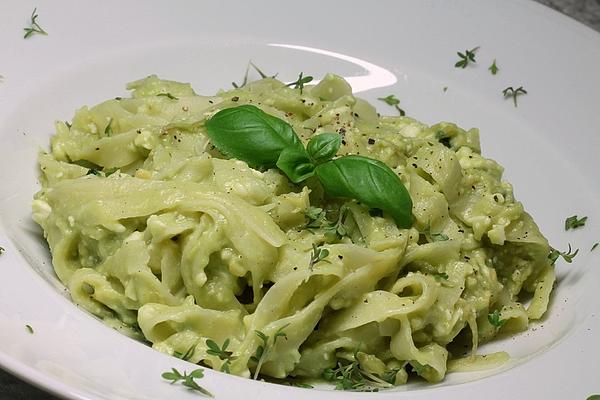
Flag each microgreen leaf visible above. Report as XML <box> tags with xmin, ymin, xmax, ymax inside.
<box><xmin>502</xmin><ymin>86</ymin><xmax>527</xmax><ymax>107</ymax></box>
<box><xmin>487</xmin><ymin>309</ymin><xmax>506</xmax><ymax>327</ymax></box>
<box><xmin>287</xmin><ymin>72</ymin><xmax>313</xmax><ymax>94</ymax></box>
<box><xmin>205</xmin><ymin>338</ymin><xmax>235</xmax><ymax>373</ymax></box>
<box><xmin>454</xmin><ymin>46</ymin><xmax>479</xmax><ymax>68</ymax></box>
<box><xmin>378</xmin><ymin>94</ymin><xmax>400</xmax><ymax>106</ymax></box>
<box><xmin>564</xmin><ymin>215</ymin><xmax>587</xmax><ymax>230</ymax></box>
<box><xmin>322</xmin><ymin>353</ymin><xmax>393</xmax><ymax>391</ymax></box>
<box><xmin>161</xmin><ymin>368</ymin><xmax>213</xmax><ymax>397</ymax></box>
<box><xmin>273</xmin><ymin>325</ymin><xmax>289</xmax><ymax>342</ymax></box>
<box><xmin>25</xmin><ymin>324</ymin><xmax>34</xmax><ymax>334</ymax></box>
<box><xmin>309</xmin><ymin>243</ymin><xmax>331</xmax><ymax>268</ymax></box>
<box><xmin>251</xmin><ymin>325</ymin><xmax>289</xmax><ymax>379</ymax></box>
<box><xmin>305</xmin><ymin>206</ymin><xmax>350</xmax><ymax>241</ymax></box>
<box><xmin>314</xmin><ymin>156</ymin><xmax>413</xmax><ymax>228</ymax></box>
<box><xmin>592</xmin><ymin>243</ymin><xmax>599</xmax><ymax>252</ymax></box>
<box><xmin>305</xmin><ymin>207</ymin><xmax>325</xmax><ymax>223</ymax></box>
<box><xmin>0</xmin><ymin>246</ymin><xmax>5</xmax><ymax>255</ymax></box>
<box><xmin>104</xmin><ymin>118</ymin><xmax>113</xmax><ymax>136</ymax></box>
<box><xmin>174</xmin><ymin>343</ymin><xmax>196</xmax><ymax>361</ymax></box>
<box><xmin>232</xmin><ymin>61</ymin><xmax>277</xmax><ymax>88</ymax></box>
<box><xmin>23</xmin><ymin>8</ymin><xmax>48</xmax><ymax>39</ymax></box>
<box><xmin>488</xmin><ymin>59</ymin><xmax>499</xmax><ymax>75</ymax></box>
<box><xmin>549</xmin><ymin>244</ymin><xmax>579</xmax><ymax>264</ymax></box>
<box><xmin>433</xmin><ymin>272</ymin><xmax>449</xmax><ymax>281</ymax></box>
<box><xmin>157</xmin><ymin>93</ymin><xmax>179</xmax><ymax>100</ymax></box>
<box><xmin>377</xmin><ymin>94</ymin><xmax>405</xmax><ymax>116</ymax></box>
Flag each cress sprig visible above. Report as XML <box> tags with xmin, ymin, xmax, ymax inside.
<box><xmin>206</xmin><ymin>339</ymin><xmax>236</xmax><ymax>373</ymax></box>
<box><xmin>548</xmin><ymin>244</ymin><xmax>579</xmax><ymax>264</ymax></box>
<box><xmin>377</xmin><ymin>94</ymin><xmax>405</xmax><ymax>116</ymax></box>
<box><xmin>286</xmin><ymin>72</ymin><xmax>313</xmax><ymax>94</ymax></box>
<box><xmin>161</xmin><ymin>368</ymin><xmax>213</xmax><ymax>397</ymax></box>
<box><xmin>23</xmin><ymin>8</ymin><xmax>48</xmax><ymax>39</ymax></box>
<box><xmin>454</xmin><ymin>46</ymin><xmax>479</xmax><ymax>68</ymax></box>
<box><xmin>502</xmin><ymin>86</ymin><xmax>527</xmax><ymax>107</ymax></box>
<box><xmin>564</xmin><ymin>215</ymin><xmax>587</xmax><ymax>230</ymax></box>
<box><xmin>250</xmin><ymin>325</ymin><xmax>289</xmax><ymax>379</ymax></box>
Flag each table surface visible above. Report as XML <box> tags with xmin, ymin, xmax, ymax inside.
<box><xmin>2</xmin><ymin>0</ymin><xmax>599</xmax><ymax>399</ymax></box>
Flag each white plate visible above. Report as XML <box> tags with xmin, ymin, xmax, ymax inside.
<box><xmin>1</xmin><ymin>0</ymin><xmax>599</xmax><ymax>399</ymax></box>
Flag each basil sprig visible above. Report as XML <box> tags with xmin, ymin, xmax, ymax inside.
<box><xmin>276</xmin><ymin>147</ymin><xmax>314</xmax><ymax>183</ymax></box>
<box><xmin>205</xmin><ymin>105</ymin><xmax>412</xmax><ymax>228</ymax></box>
<box><xmin>306</xmin><ymin>132</ymin><xmax>341</xmax><ymax>164</ymax></box>
<box><xmin>314</xmin><ymin>156</ymin><xmax>412</xmax><ymax>228</ymax></box>
<box><xmin>205</xmin><ymin>105</ymin><xmax>304</xmax><ymax>168</ymax></box>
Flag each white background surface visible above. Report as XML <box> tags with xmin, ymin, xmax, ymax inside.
<box><xmin>1</xmin><ymin>0</ymin><xmax>599</xmax><ymax>399</ymax></box>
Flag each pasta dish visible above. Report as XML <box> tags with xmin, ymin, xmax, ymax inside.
<box><xmin>32</xmin><ymin>73</ymin><xmax>555</xmax><ymax>389</ymax></box>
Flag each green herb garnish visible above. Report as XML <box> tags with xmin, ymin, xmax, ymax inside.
<box><xmin>250</xmin><ymin>325</ymin><xmax>289</xmax><ymax>379</ymax></box>
<box><xmin>161</xmin><ymin>368</ymin><xmax>213</xmax><ymax>397</ymax></box>
<box><xmin>314</xmin><ymin>156</ymin><xmax>412</xmax><ymax>228</ymax></box>
<box><xmin>433</xmin><ymin>272</ymin><xmax>449</xmax><ymax>281</ymax></box>
<box><xmin>206</xmin><ymin>105</ymin><xmax>305</xmax><ymax>168</ymax></box>
<box><xmin>487</xmin><ymin>309</ymin><xmax>506</xmax><ymax>327</ymax></box>
<box><xmin>232</xmin><ymin>61</ymin><xmax>277</xmax><ymax>88</ymax></box>
<box><xmin>548</xmin><ymin>244</ymin><xmax>579</xmax><ymax>265</ymax></box>
<box><xmin>564</xmin><ymin>215</ymin><xmax>587</xmax><ymax>230</ymax></box>
<box><xmin>157</xmin><ymin>93</ymin><xmax>179</xmax><ymax>100</ymax></box>
<box><xmin>587</xmin><ymin>395</ymin><xmax>600</xmax><ymax>400</ymax></box>
<box><xmin>592</xmin><ymin>243</ymin><xmax>599</xmax><ymax>252</ymax></box>
<box><xmin>173</xmin><ymin>343</ymin><xmax>196</xmax><ymax>361</ymax></box>
<box><xmin>323</xmin><ymin>361</ymin><xmax>371</xmax><ymax>391</ymax></box>
<box><xmin>305</xmin><ymin>206</ymin><xmax>349</xmax><ymax>241</ymax></box>
<box><xmin>309</xmin><ymin>243</ymin><xmax>330</xmax><ymax>268</ymax></box>
<box><xmin>0</xmin><ymin>246</ymin><xmax>4</xmax><ymax>255</ymax></box>
<box><xmin>306</xmin><ymin>133</ymin><xmax>341</xmax><ymax>164</ymax></box>
<box><xmin>488</xmin><ymin>59</ymin><xmax>499</xmax><ymax>75</ymax></box>
<box><xmin>454</xmin><ymin>47</ymin><xmax>479</xmax><ymax>68</ymax></box>
<box><xmin>104</xmin><ymin>118</ymin><xmax>113</xmax><ymax>136</ymax></box>
<box><xmin>502</xmin><ymin>86</ymin><xmax>527</xmax><ymax>107</ymax></box>
<box><xmin>305</xmin><ymin>207</ymin><xmax>326</xmax><ymax>225</ymax></box>
<box><xmin>322</xmin><ymin>354</ymin><xmax>393</xmax><ymax>391</ymax></box>
<box><xmin>286</xmin><ymin>72</ymin><xmax>313</xmax><ymax>94</ymax></box>
<box><xmin>25</xmin><ymin>324</ymin><xmax>34</xmax><ymax>334</ymax></box>
<box><xmin>377</xmin><ymin>94</ymin><xmax>405</xmax><ymax>116</ymax></box>
<box><xmin>23</xmin><ymin>8</ymin><xmax>48</xmax><ymax>39</ymax></box>
<box><xmin>206</xmin><ymin>339</ymin><xmax>236</xmax><ymax>373</ymax></box>
<box><xmin>285</xmin><ymin>381</ymin><xmax>314</xmax><ymax>388</ymax></box>
<box><xmin>205</xmin><ymin>105</ymin><xmax>413</xmax><ymax>228</ymax></box>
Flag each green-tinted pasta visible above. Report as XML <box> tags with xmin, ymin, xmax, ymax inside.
<box><xmin>32</xmin><ymin>73</ymin><xmax>554</xmax><ymax>388</ymax></box>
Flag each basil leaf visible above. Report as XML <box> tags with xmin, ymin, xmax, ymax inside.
<box><xmin>306</xmin><ymin>133</ymin><xmax>341</xmax><ymax>164</ymax></box>
<box><xmin>276</xmin><ymin>147</ymin><xmax>314</xmax><ymax>183</ymax></box>
<box><xmin>314</xmin><ymin>155</ymin><xmax>412</xmax><ymax>228</ymax></box>
<box><xmin>205</xmin><ymin>105</ymin><xmax>304</xmax><ymax>168</ymax></box>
